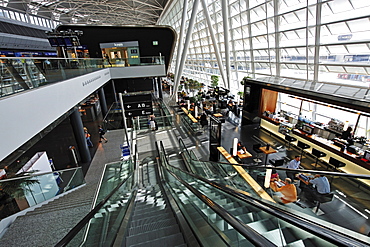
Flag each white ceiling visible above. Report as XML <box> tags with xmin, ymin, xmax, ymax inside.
<box><xmin>5</xmin><ymin>0</ymin><xmax>171</xmax><ymax>25</ymax></box>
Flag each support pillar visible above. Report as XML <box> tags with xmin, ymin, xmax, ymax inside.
<box><xmin>98</xmin><ymin>87</ymin><xmax>108</xmax><ymax>117</ymax></box>
<box><xmin>70</xmin><ymin>107</ymin><xmax>91</xmax><ymax>163</ymax></box>
<box><xmin>157</xmin><ymin>77</ymin><xmax>163</xmax><ymax>99</ymax></box>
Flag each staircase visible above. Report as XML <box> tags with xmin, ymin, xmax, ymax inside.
<box><xmin>0</xmin><ymin>185</ymin><xmax>95</xmax><ymax>247</ymax></box>
<box><xmin>124</xmin><ymin>161</ymin><xmax>187</xmax><ymax>246</ymax></box>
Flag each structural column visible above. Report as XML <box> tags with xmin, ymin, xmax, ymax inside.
<box><xmin>70</xmin><ymin>107</ymin><xmax>91</xmax><ymax>163</ymax></box>
<box><xmin>156</xmin><ymin>77</ymin><xmax>163</xmax><ymax>99</ymax></box>
<box><xmin>98</xmin><ymin>87</ymin><xmax>108</xmax><ymax>117</ymax></box>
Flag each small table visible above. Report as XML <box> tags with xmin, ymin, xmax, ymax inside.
<box><xmin>237</xmin><ymin>151</ymin><xmax>252</xmax><ymax>159</ymax></box>
<box><xmin>259</xmin><ymin>146</ymin><xmax>277</xmax><ymax>165</ymax></box>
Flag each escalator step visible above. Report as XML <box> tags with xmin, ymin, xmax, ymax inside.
<box><xmin>131</xmin><ymin>210</ymin><xmax>173</xmax><ymax>223</ymax></box>
<box><xmin>127</xmin><ymin>224</ymin><xmax>181</xmax><ymax>243</ymax></box>
<box><xmin>129</xmin><ymin>217</ymin><xmax>178</xmax><ymax>230</ymax></box>
<box><xmin>128</xmin><ymin>232</ymin><xmax>186</xmax><ymax>247</ymax></box>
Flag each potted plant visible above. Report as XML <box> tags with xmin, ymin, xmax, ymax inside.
<box><xmin>211</xmin><ymin>75</ymin><xmax>219</xmax><ymax>87</ymax></box>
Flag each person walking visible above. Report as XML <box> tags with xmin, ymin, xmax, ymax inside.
<box><xmin>98</xmin><ymin>125</ymin><xmax>108</xmax><ymax>143</ymax></box>
<box><xmin>84</xmin><ymin>127</ymin><xmax>93</xmax><ymax>148</ymax></box>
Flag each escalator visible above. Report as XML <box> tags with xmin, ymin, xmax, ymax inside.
<box><xmin>55</xmin><ymin>138</ymin><xmax>370</xmax><ymax>247</ymax></box>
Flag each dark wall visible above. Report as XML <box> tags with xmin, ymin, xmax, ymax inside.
<box><xmin>242</xmin><ymin>83</ymin><xmax>262</xmax><ymax>125</ymax></box>
<box><xmin>56</xmin><ymin>25</ymin><xmax>176</xmax><ymax>70</ymax></box>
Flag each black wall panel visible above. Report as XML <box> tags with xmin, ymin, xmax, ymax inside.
<box><xmin>56</xmin><ymin>25</ymin><xmax>176</xmax><ymax>70</ymax></box>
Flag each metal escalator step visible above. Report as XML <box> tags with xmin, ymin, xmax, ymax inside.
<box><xmin>131</xmin><ymin>210</ymin><xmax>173</xmax><ymax>223</ymax></box>
<box><xmin>235</xmin><ymin>212</ymin><xmax>262</xmax><ymax>224</ymax></box>
<box><xmin>262</xmin><ymin>227</ymin><xmax>298</xmax><ymax>246</ymax></box>
<box><xmin>126</xmin><ymin>224</ymin><xmax>181</xmax><ymax>245</ymax></box>
<box><xmin>133</xmin><ymin>204</ymin><xmax>167</xmax><ymax>215</ymax></box>
<box><xmin>247</xmin><ymin>219</ymin><xmax>278</xmax><ymax>234</ymax></box>
<box><xmin>130</xmin><ymin>211</ymin><xmax>175</xmax><ymax>227</ymax></box>
<box><xmin>129</xmin><ymin>217</ymin><xmax>178</xmax><ymax>230</ymax></box>
<box><xmin>128</xmin><ymin>232</ymin><xmax>186</xmax><ymax>247</ymax></box>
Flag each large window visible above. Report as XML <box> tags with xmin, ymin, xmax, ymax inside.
<box><xmin>276</xmin><ymin>92</ymin><xmax>370</xmax><ymax>138</ymax></box>
<box><xmin>158</xmin><ymin>0</ymin><xmax>370</xmax><ymax>100</ymax></box>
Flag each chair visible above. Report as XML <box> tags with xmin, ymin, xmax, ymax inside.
<box><xmin>297</xmin><ymin>140</ymin><xmax>310</xmax><ymax>158</ymax></box>
<box><xmin>252</xmin><ymin>143</ymin><xmax>264</xmax><ymax>163</ymax></box>
<box><xmin>312</xmin><ymin>148</ymin><xmax>326</xmax><ymax>168</ymax></box>
<box><xmin>285</xmin><ymin>135</ymin><xmax>297</xmax><ymax>150</ymax></box>
<box><xmin>314</xmin><ymin>192</ymin><xmax>334</xmax><ymax>213</ymax></box>
<box><xmin>269</xmin><ymin>158</ymin><xmax>285</xmax><ymax>167</ymax></box>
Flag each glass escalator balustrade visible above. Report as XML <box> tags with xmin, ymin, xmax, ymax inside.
<box><xmin>177</xmin><ymin>138</ymin><xmax>370</xmax><ymax>241</ymax></box>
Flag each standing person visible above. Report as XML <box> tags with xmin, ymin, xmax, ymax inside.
<box><xmin>200</xmin><ymin>113</ymin><xmax>208</xmax><ymax>129</ymax></box>
<box><xmin>286</xmin><ymin>156</ymin><xmax>301</xmax><ymax>181</ymax></box>
<box><xmin>104</xmin><ymin>53</ymin><xmax>112</xmax><ymax>67</ymax></box>
<box><xmin>98</xmin><ymin>125</ymin><xmax>108</xmax><ymax>143</ymax></box>
<box><xmin>84</xmin><ymin>127</ymin><xmax>93</xmax><ymax>148</ymax></box>
<box><xmin>149</xmin><ymin>116</ymin><xmax>156</xmax><ymax>131</ymax></box>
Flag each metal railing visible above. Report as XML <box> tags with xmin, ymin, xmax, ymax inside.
<box><xmin>0</xmin><ymin>56</ymin><xmax>164</xmax><ymax>98</ymax></box>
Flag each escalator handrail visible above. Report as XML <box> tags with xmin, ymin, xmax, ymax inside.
<box><xmin>179</xmin><ymin>138</ymin><xmax>370</xmax><ymax>180</ymax></box>
<box><xmin>54</xmin><ymin>173</ymin><xmax>135</xmax><ymax>247</ymax></box>
<box><xmin>158</xmin><ymin>141</ymin><xmax>277</xmax><ymax>247</ymax></box>
<box><xmin>0</xmin><ymin>166</ymin><xmax>82</xmax><ymax>183</ymax></box>
<box><xmin>163</xmin><ymin>160</ymin><xmax>370</xmax><ymax>247</ymax></box>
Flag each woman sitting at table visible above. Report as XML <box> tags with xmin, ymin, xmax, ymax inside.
<box><xmin>271</xmin><ymin>178</ymin><xmax>297</xmax><ymax>204</ymax></box>
<box><xmin>237</xmin><ymin>142</ymin><xmax>247</xmax><ymax>154</ymax></box>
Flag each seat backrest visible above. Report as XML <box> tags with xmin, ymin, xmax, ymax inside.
<box><xmin>317</xmin><ymin>192</ymin><xmax>334</xmax><ymax>203</ymax></box>
<box><xmin>253</xmin><ymin>143</ymin><xmax>261</xmax><ymax>151</ymax></box>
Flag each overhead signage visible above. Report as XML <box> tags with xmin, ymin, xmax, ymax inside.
<box><xmin>123</xmin><ymin>102</ymin><xmax>152</xmax><ymax>110</ymax></box>
<box><xmin>122</xmin><ymin>93</ymin><xmax>153</xmax><ymax>117</ymax></box>
<box><xmin>125</xmin><ymin>108</ymin><xmax>153</xmax><ymax>117</ymax></box>
<box><xmin>122</xmin><ymin>94</ymin><xmax>152</xmax><ymax>104</ymax></box>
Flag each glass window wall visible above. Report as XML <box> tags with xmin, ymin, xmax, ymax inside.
<box><xmin>158</xmin><ymin>0</ymin><xmax>370</xmax><ymax>101</ymax></box>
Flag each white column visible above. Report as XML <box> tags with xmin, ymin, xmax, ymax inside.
<box><xmin>232</xmin><ymin>138</ymin><xmax>238</xmax><ymax>156</ymax></box>
<box><xmin>264</xmin><ymin>168</ymin><xmax>272</xmax><ymax>188</ymax></box>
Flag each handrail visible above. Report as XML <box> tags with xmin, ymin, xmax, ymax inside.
<box><xmin>62</xmin><ymin>168</ymin><xmax>80</xmax><ymax>193</ymax></box>
<box><xmin>160</xmin><ymin>151</ymin><xmax>370</xmax><ymax>247</ymax></box>
<box><xmin>54</xmin><ymin>173</ymin><xmax>135</xmax><ymax>247</ymax></box>
<box><xmin>0</xmin><ymin>166</ymin><xmax>81</xmax><ymax>183</ymax></box>
<box><xmin>158</xmin><ymin>141</ymin><xmax>276</xmax><ymax>247</ymax></box>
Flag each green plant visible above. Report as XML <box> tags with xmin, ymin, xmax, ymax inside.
<box><xmin>211</xmin><ymin>75</ymin><xmax>219</xmax><ymax>87</ymax></box>
<box><xmin>237</xmin><ymin>91</ymin><xmax>244</xmax><ymax>99</ymax></box>
<box><xmin>240</xmin><ymin>76</ymin><xmax>251</xmax><ymax>86</ymax></box>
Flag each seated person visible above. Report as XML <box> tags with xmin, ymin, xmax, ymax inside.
<box><xmin>271</xmin><ymin>178</ymin><xmax>297</xmax><ymax>204</ymax></box>
<box><xmin>237</xmin><ymin>142</ymin><xmax>247</xmax><ymax>154</ymax></box>
<box><xmin>270</xmin><ymin>169</ymin><xmax>280</xmax><ymax>181</ymax></box>
<box><xmin>304</xmin><ymin>174</ymin><xmax>331</xmax><ymax>203</ymax></box>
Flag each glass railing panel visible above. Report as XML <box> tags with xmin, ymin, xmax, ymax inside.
<box><xmin>207</xmin><ymin>163</ymin><xmax>370</xmax><ymax>238</ymax></box>
<box><xmin>164</xmin><ymin>165</ymin><xmax>367</xmax><ymax>246</ymax></box>
<box><xmin>162</xmin><ymin>169</ymin><xmax>254</xmax><ymax>247</ymax></box>
<box><xmin>65</xmin><ymin>175</ymin><xmax>135</xmax><ymax>247</ymax></box>
<box><xmin>0</xmin><ymin>167</ymin><xmax>84</xmax><ymax>219</ymax></box>
<box><xmin>0</xmin><ymin>56</ymin><xmax>164</xmax><ymax>98</ymax></box>
<box><xmin>93</xmin><ymin>160</ymin><xmax>132</xmax><ymax>205</ymax></box>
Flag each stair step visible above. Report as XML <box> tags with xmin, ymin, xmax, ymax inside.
<box><xmin>126</xmin><ymin>224</ymin><xmax>181</xmax><ymax>244</ymax></box>
<box><xmin>129</xmin><ymin>218</ymin><xmax>177</xmax><ymax>236</ymax></box>
<box><xmin>129</xmin><ymin>217</ymin><xmax>178</xmax><ymax>229</ymax></box>
<box><xmin>129</xmin><ymin>232</ymin><xmax>186</xmax><ymax>247</ymax></box>
<box><xmin>133</xmin><ymin>204</ymin><xmax>167</xmax><ymax>215</ymax></box>
<box><xmin>131</xmin><ymin>209</ymin><xmax>173</xmax><ymax>222</ymax></box>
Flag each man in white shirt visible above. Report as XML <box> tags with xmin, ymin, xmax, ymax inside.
<box><xmin>286</xmin><ymin>156</ymin><xmax>301</xmax><ymax>181</ymax></box>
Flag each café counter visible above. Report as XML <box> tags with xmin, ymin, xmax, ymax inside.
<box><xmin>260</xmin><ymin>118</ymin><xmax>370</xmax><ymax>188</ymax></box>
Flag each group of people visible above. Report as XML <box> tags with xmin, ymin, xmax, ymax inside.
<box><xmin>83</xmin><ymin>125</ymin><xmax>108</xmax><ymax>148</ymax></box>
<box><xmin>270</xmin><ymin>155</ymin><xmax>331</xmax><ymax>206</ymax></box>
